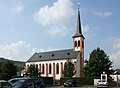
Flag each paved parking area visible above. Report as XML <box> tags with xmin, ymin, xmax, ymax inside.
<box><xmin>46</xmin><ymin>85</ymin><xmax>96</xmax><ymax>88</ymax></box>
<box><xmin>46</xmin><ymin>85</ymin><xmax>118</xmax><ymax>88</ymax></box>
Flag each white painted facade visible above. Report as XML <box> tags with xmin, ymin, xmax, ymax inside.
<box><xmin>110</xmin><ymin>75</ymin><xmax>120</xmax><ymax>81</ymax></box>
<box><xmin>25</xmin><ymin>59</ymin><xmax>77</xmax><ymax>80</ymax></box>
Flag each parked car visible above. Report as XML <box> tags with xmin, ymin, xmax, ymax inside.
<box><xmin>0</xmin><ymin>80</ymin><xmax>12</xmax><ymax>88</ymax></box>
<box><xmin>64</xmin><ymin>79</ymin><xmax>76</xmax><ymax>87</ymax></box>
<box><xmin>9</xmin><ymin>77</ymin><xmax>45</xmax><ymax>88</ymax></box>
<box><xmin>97</xmin><ymin>80</ymin><xmax>108</xmax><ymax>88</ymax></box>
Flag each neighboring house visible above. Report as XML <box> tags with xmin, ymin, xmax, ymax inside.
<box><xmin>25</xmin><ymin>4</ymin><xmax>85</xmax><ymax>80</ymax></box>
<box><xmin>110</xmin><ymin>69</ymin><xmax>120</xmax><ymax>82</ymax></box>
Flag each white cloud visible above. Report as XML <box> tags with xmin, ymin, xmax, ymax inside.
<box><xmin>108</xmin><ymin>38</ymin><xmax>120</xmax><ymax>50</ymax></box>
<box><xmin>48</xmin><ymin>25</ymin><xmax>68</xmax><ymax>36</ymax></box>
<box><xmin>11</xmin><ymin>3</ymin><xmax>24</xmax><ymax>13</ymax></box>
<box><xmin>46</xmin><ymin>47</ymin><xmax>60</xmax><ymax>52</ymax></box>
<box><xmin>94</xmin><ymin>11</ymin><xmax>113</xmax><ymax>17</ymax></box>
<box><xmin>82</xmin><ymin>25</ymin><xmax>90</xmax><ymax>33</ymax></box>
<box><xmin>108</xmin><ymin>38</ymin><xmax>120</xmax><ymax>69</ymax></box>
<box><xmin>0</xmin><ymin>41</ymin><xmax>60</xmax><ymax>62</ymax></box>
<box><xmin>34</xmin><ymin>0</ymin><xmax>74</xmax><ymax>36</ymax></box>
<box><xmin>0</xmin><ymin>41</ymin><xmax>33</xmax><ymax>61</ymax></box>
<box><xmin>110</xmin><ymin>51</ymin><xmax>120</xmax><ymax>69</ymax></box>
<box><xmin>112</xmin><ymin>39</ymin><xmax>120</xmax><ymax>50</ymax></box>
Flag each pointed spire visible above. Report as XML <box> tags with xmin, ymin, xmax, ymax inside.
<box><xmin>73</xmin><ymin>3</ymin><xmax>85</xmax><ymax>39</ymax></box>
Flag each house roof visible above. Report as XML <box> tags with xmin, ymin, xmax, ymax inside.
<box><xmin>116</xmin><ymin>69</ymin><xmax>120</xmax><ymax>74</ymax></box>
<box><xmin>27</xmin><ymin>49</ymin><xmax>79</xmax><ymax>62</ymax></box>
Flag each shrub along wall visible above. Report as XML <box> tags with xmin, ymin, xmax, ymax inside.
<box><xmin>60</xmin><ymin>77</ymin><xmax>100</xmax><ymax>85</ymax></box>
<box><xmin>39</xmin><ymin>77</ymin><xmax>53</xmax><ymax>85</ymax></box>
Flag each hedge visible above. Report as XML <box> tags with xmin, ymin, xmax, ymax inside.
<box><xmin>60</xmin><ymin>77</ymin><xmax>100</xmax><ymax>85</ymax></box>
<box><xmin>39</xmin><ymin>77</ymin><xmax>53</xmax><ymax>85</ymax></box>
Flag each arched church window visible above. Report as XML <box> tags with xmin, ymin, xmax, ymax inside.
<box><xmin>60</xmin><ymin>62</ymin><xmax>63</xmax><ymax>73</ymax></box>
<box><xmin>42</xmin><ymin>64</ymin><xmax>44</xmax><ymax>74</ymax></box>
<box><xmin>39</xmin><ymin>64</ymin><xmax>41</xmax><ymax>72</ymax></box>
<box><xmin>36</xmin><ymin>64</ymin><xmax>38</xmax><ymax>69</ymax></box>
<box><xmin>56</xmin><ymin>63</ymin><xmax>59</xmax><ymax>74</ymax></box>
<box><xmin>78</xmin><ymin>40</ymin><xmax>80</xmax><ymax>47</ymax></box>
<box><xmin>49</xmin><ymin>64</ymin><xmax>52</xmax><ymax>74</ymax></box>
<box><xmin>27</xmin><ymin>65</ymin><xmax>29</xmax><ymax>69</ymax></box>
<box><xmin>64</xmin><ymin>62</ymin><xmax>67</xmax><ymax>68</ymax></box>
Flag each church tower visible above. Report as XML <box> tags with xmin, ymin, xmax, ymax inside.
<box><xmin>72</xmin><ymin>3</ymin><xmax>85</xmax><ymax>77</ymax></box>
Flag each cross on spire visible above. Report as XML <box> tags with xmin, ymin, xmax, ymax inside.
<box><xmin>78</xmin><ymin>3</ymin><xmax>80</xmax><ymax>10</ymax></box>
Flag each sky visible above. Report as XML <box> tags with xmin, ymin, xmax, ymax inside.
<box><xmin>0</xmin><ymin>0</ymin><xmax>120</xmax><ymax>69</ymax></box>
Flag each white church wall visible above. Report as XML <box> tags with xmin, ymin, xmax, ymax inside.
<box><xmin>25</xmin><ymin>58</ymin><xmax>77</xmax><ymax>80</ymax></box>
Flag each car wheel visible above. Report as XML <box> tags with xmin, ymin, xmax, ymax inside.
<box><xmin>72</xmin><ymin>84</ymin><xmax>74</xmax><ymax>87</ymax></box>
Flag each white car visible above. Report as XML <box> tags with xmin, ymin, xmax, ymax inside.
<box><xmin>97</xmin><ymin>80</ymin><xmax>108</xmax><ymax>88</ymax></box>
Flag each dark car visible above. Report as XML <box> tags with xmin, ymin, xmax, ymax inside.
<box><xmin>64</xmin><ymin>79</ymin><xmax>77</xmax><ymax>87</ymax></box>
<box><xmin>9</xmin><ymin>77</ymin><xmax>45</xmax><ymax>88</ymax></box>
<box><xmin>0</xmin><ymin>80</ymin><xmax>12</xmax><ymax>88</ymax></box>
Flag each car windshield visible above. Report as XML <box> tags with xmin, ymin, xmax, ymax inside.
<box><xmin>0</xmin><ymin>81</ymin><xmax>12</xmax><ymax>88</ymax></box>
<box><xmin>66</xmin><ymin>79</ymin><xmax>73</xmax><ymax>82</ymax></box>
<box><xmin>9</xmin><ymin>79</ymin><xmax>25</xmax><ymax>88</ymax></box>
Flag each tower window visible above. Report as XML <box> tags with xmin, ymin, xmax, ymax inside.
<box><xmin>78</xmin><ymin>40</ymin><xmax>80</xmax><ymax>47</ymax></box>
<box><xmin>74</xmin><ymin>41</ymin><xmax>77</xmax><ymax>47</ymax></box>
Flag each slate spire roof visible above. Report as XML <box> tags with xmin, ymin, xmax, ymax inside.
<box><xmin>73</xmin><ymin>3</ymin><xmax>85</xmax><ymax>39</ymax></box>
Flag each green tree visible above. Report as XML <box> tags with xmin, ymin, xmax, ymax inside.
<box><xmin>0</xmin><ymin>60</ymin><xmax>17</xmax><ymax>80</ymax></box>
<box><xmin>84</xmin><ymin>47</ymin><xmax>113</xmax><ymax>77</ymax></box>
<box><xmin>27</xmin><ymin>65</ymin><xmax>38</xmax><ymax>77</ymax></box>
<box><xmin>63</xmin><ymin>59</ymin><xmax>74</xmax><ymax>77</ymax></box>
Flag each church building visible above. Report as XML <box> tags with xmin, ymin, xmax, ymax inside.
<box><xmin>25</xmin><ymin>4</ymin><xmax>85</xmax><ymax>80</ymax></box>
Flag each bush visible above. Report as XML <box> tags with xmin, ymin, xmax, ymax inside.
<box><xmin>60</xmin><ymin>77</ymin><xmax>99</xmax><ymax>86</ymax></box>
<box><xmin>40</xmin><ymin>77</ymin><xmax>53</xmax><ymax>85</ymax></box>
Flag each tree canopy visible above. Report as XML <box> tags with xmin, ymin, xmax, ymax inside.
<box><xmin>26</xmin><ymin>65</ymin><xmax>38</xmax><ymax>77</ymax></box>
<box><xmin>0</xmin><ymin>60</ymin><xmax>17</xmax><ymax>80</ymax></box>
<box><xmin>63</xmin><ymin>59</ymin><xmax>74</xmax><ymax>77</ymax></box>
<box><xmin>84</xmin><ymin>47</ymin><xmax>113</xmax><ymax>77</ymax></box>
